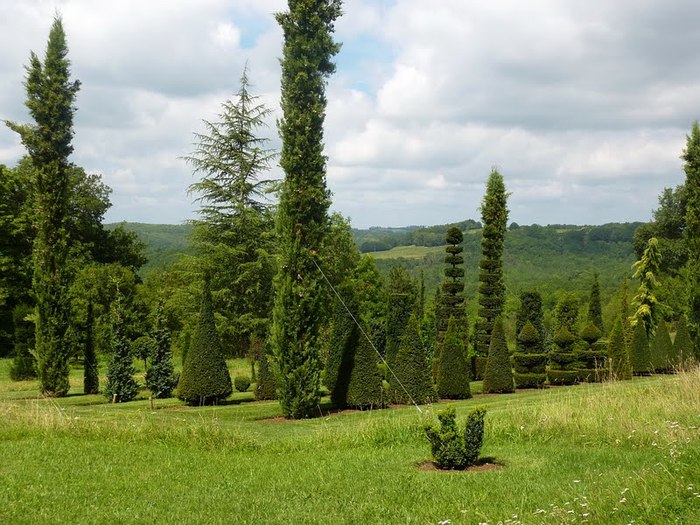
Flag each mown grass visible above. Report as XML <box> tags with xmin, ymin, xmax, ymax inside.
<box><xmin>1</xmin><ymin>358</ymin><xmax>699</xmax><ymax>524</ymax></box>
<box><xmin>368</xmin><ymin>245</ymin><xmax>442</xmax><ymax>260</ymax></box>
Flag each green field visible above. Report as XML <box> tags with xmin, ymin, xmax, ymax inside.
<box><xmin>1</xmin><ymin>358</ymin><xmax>699</xmax><ymax>524</ymax></box>
<box><xmin>367</xmin><ymin>245</ymin><xmax>442</xmax><ymax>260</ymax></box>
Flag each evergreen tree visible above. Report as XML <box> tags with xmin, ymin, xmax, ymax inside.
<box><xmin>620</xmin><ymin>277</ymin><xmax>633</xmax><ymax>348</ymax></box>
<box><xmin>651</xmin><ymin>319</ymin><xmax>674</xmax><ymax>373</ymax></box>
<box><xmin>474</xmin><ymin>170</ymin><xmax>509</xmax><ymax>377</ymax></box>
<box><xmin>682</xmin><ymin>121</ymin><xmax>700</xmax><ymax>357</ymax></box>
<box><xmin>674</xmin><ymin>315</ymin><xmax>695</xmax><ymax>364</ymax></box>
<box><xmin>83</xmin><ymin>302</ymin><xmax>99</xmax><ymax>394</ymax></box>
<box><xmin>325</xmin><ymin>282</ymin><xmax>359</xmax><ymax>407</ymax></box>
<box><xmin>513</xmin><ymin>320</ymin><xmax>547</xmax><ymax>388</ymax></box>
<box><xmin>346</xmin><ymin>326</ymin><xmax>384</xmax><ymax>409</ymax></box>
<box><xmin>270</xmin><ymin>0</ymin><xmax>342</xmax><ymax>419</ymax></box>
<box><xmin>254</xmin><ymin>337</ymin><xmax>277</xmax><ymax>401</ymax></box>
<box><xmin>385</xmin><ymin>266</ymin><xmax>417</xmax><ymax>366</ymax></box>
<box><xmin>9</xmin><ymin>304</ymin><xmax>36</xmax><ymax>381</ymax></box>
<box><xmin>515</xmin><ymin>291</ymin><xmax>544</xmax><ymax>348</ymax></box>
<box><xmin>554</xmin><ymin>293</ymin><xmax>579</xmax><ymax>333</ymax></box>
<box><xmin>575</xmin><ymin>322</ymin><xmax>606</xmax><ymax>382</ymax></box>
<box><xmin>482</xmin><ymin>317</ymin><xmax>514</xmax><ymax>393</ymax></box>
<box><xmin>104</xmin><ymin>300</ymin><xmax>138</xmax><ymax>403</ymax></box>
<box><xmin>436</xmin><ymin>317</ymin><xmax>471</xmax><ymax>399</ymax></box>
<box><xmin>391</xmin><ymin>313</ymin><xmax>435</xmax><ymax>405</ymax></box>
<box><xmin>607</xmin><ymin>316</ymin><xmax>632</xmax><ymax>380</ymax></box>
<box><xmin>6</xmin><ymin>17</ymin><xmax>80</xmax><ymax>396</ymax></box>
<box><xmin>588</xmin><ymin>273</ymin><xmax>604</xmax><ymax>333</ymax></box>
<box><xmin>547</xmin><ymin>326</ymin><xmax>579</xmax><ymax>385</ymax></box>
<box><xmin>631</xmin><ymin>237</ymin><xmax>662</xmax><ymax>339</ymax></box>
<box><xmin>145</xmin><ymin>301</ymin><xmax>177</xmax><ymax>398</ymax></box>
<box><xmin>630</xmin><ymin>320</ymin><xmax>652</xmax><ymax>375</ymax></box>
<box><xmin>178</xmin><ymin>276</ymin><xmax>233</xmax><ymax>406</ymax></box>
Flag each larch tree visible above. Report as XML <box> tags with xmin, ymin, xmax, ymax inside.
<box><xmin>270</xmin><ymin>0</ymin><xmax>343</xmax><ymax>418</ymax></box>
<box><xmin>631</xmin><ymin>237</ymin><xmax>662</xmax><ymax>339</ymax></box>
<box><xmin>474</xmin><ymin>170</ymin><xmax>508</xmax><ymax>378</ymax></box>
<box><xmin>682</xmin><ymin>121</ymin><xmax>700</xmax><ymax>355</ymax></box>
<box><xmin>6</xmin><ymin>17</ymin><xmax>81</xmax><ymax>396</ymax></box>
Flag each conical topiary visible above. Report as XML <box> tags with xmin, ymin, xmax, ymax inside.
<box><xmin>482</xmin><ymin>317</ymin><xmax>514</xmax><ymax>393</ymax></box>
<box><xmin>9</xmin><ymin>304</ymin><xmax>37</xmax><ymax>381</ymax></box>
<box><xmin>391</xmin><ymin>312</ymin><xmax>436</xmax><ymax>405</ymax></box>
<box><xmin>650</xmin><ymin>320</ymin><xmax>673</xmax><ymax>373</ymax></box>
<box><xmin>513</xmin><ymin>320</ymin><xmax>547</xmax><ymax>388</ymax></box>
<box><xmin>436</xmin><ymin>317</ymin><xmax>471</xmax><ymax>399</ymax></box>
<box><xmin>145</xmin><ymin>301</ymin><xmax>177</xmax><ymax>398</ymax></box>
<box><xmin>346</xmin><ymin>328</ymin><xmax>384</xmax><ymax>409</ymax></box>
<box><xmin>630</xmin><ymin>321</ymin><xmax>652</xmax><ymax>375</ymax></box>
<box><xmin>674</xmin><ymin>316</ymin><xmax>695</xmax><ymax>365</ymax></box>
<box><xmin>254</xmin><ymin>337</ymin><xmax>277</xmax><ymax>401</ymax></box>
<box><xmin>574</xmin><ymin>322</ymin><xmax>606</xmax><ymax>382</ymax></box>
<box><xmin>607</xmin><ymin>317</ymin><xmax>632</xmax><ymax>380</ymax></box>
<box><xmin>177</xmin><ymin>276</ymin><xmax>232</xmax><ymax>406</ymax></box>
<box><xmin>325</xmin><ymin>283</ymin><xmax>359</xmax><ymax>408</ymax></box>
<box><xmin>548</xmin><ymin>326</ymin><xmax>579</xmax><ymax>385</ymax></box>
<box><xmin>104</xmin><ymin>304</ymin><xmax>139</xmax><ymax>403</ymax></box>
<box><xmin>83</xmin><ymin>302</ymin><xmax>99</xmax><ymax>394</ymax></box>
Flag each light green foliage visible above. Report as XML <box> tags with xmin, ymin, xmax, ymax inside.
<box><xmin>631</xmin><ymin>237</ymin><xmax>661</xmax><ymax>339</ymax></box>
<box><xmin>607</xmin><ymin>317</ymin><xmax>632</xmax><ymax>380</ymax></box>
<box><xmin>270</xmin><ymin>0</ymin><xmax>342</xmax><ymax>419</ymax></box>
<box><xmin>630</xmin><ymin>320</ymin><xmax>652</xmax><ymax>375</ymax></box>
<box><xmin>483</xmin><ymin>317</ymin><xmax>513</xmax><ymax>393</ymax></box>
<box><xmin>391</xmin><ymin>313</ymin><xmax>435</xmax><ymax>405</ymax></box>
<box><xmin>145</xmin><ymin>301</ymin><xmax>177</xmax><ymax>398</ymax></box>
<box><xmin>104</xmin><ymin>303</ymin><xmax>139</xmax><ymax>403</ymax></box>
<box><xmin>436</xmin><ymin>317</ymin><xmax>471</xmax><ymax>399</ymax></box>
<box><xmin>178</xmin><ymin>277</ymin><xmax>232</xmax><ymax>406</ymax></box>
<box><xmin>475</xmin><ymin>170</ymin><xmax>509</xmax><ymax>359</ymax></box>
<box><xmin>424</xmin><ymin>405</ymin><xmax>486</xmax><ymax>469</ymax></box>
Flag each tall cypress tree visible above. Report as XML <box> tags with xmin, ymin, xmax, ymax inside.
<box><xmin>270</xmin><ymin>0</ymin><xmax>342</xmax><ymax>418</ymax></box>
<box><xmin>682</xmin><ymin>121</ymin><xmax>700</xmax><ymax>355</ymax></box>
<box><xmin>145</xmin><ymin>301</ymin><xmax>177</xmax><ymax>398</ymax></box>
<box><xmin>474</xmin><ymin>170</ymin><xmax>508</xmax><ymax>375</ymax></box>
<box><xmin>6</xmin><ymin>17</ymin><xmax>80</xmax><ymax>396</ymax></box>
<box><xmin>104</xmin><ymin>299</ymin><xmax>139</xmax><ymax>403</ymax></box>
<box><xmin>588</xmin><ymin>273</ymin><xmax>604</xmax><ymax>334</ymax></box>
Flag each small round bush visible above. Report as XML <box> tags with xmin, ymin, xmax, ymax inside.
<box><xmin>234</xmin><ymin>375</ymin><xmax>251</xmax><ymax>392</ymax></box>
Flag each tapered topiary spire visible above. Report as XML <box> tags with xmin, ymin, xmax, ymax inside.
<box><xmin>391</xmin><ymin>313</ymin><xmax>435</xmax><ymax>405</ymax></box>
<box><xmin>674</xmin><ymin>315</ymin><xmax>695</xmax><ymax>364</ymax></box>
<box><xmin>482</xmin><ymin>317</ymin><xmax>513</xmax><ymax>393</ymax></box>
<box><xmin>346</xmin><ymin>327</ymin><xmax>384</xmax><ymax>409</ymax></box>
<box><xmin>436</xmin><ymin>317</ymin><xmax>471</xmax><ymax>399</ymax></box>
<box><xmin>178</xmin><ymin>276</ymin><xmax>232</xmax><ymax>406</ymax></box>
<box><xmin>607</xmin><ymin>317</ymin><xmax>632</xmax><ymax>380</ymax></box>
<box><xmin>513</xmin><ymin>320</ymin><xmax>547</xmax><ymax>388</ymax></box>
<box><xmin>651</xmin><ymin>319</ymin><xmax>674</xmax><ymax>372</ymax></box>
<box><xmin>630</xmin><ymin>320</ymin><xmax>652</xmax><ymax>375</ymax></box>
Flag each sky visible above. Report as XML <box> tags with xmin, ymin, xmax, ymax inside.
<box><xmin>1</xmin><ymin>0</ymin><xmax>698</xmax><ymax>229</ymax></box>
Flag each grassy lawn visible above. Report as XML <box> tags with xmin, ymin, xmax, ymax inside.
<box><xmin>367</xmin><ymin>245</ymin><xmax>443</xmax><ymax>260</ymax></box>
<box><xmin>1</xmin><ymin>358</ymin><xmax>699</xmax><ymax>524</ymax></box>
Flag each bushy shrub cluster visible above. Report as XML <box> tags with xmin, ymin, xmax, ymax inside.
<box><xmin>424</xmin><ymin>405</ymin><xmax>486</xmax><ymax>469</ymax></box>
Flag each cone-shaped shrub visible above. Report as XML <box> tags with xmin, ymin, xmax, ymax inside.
<box><xmin>146</xmin><ymin>301</ymin><xmax>177</xmax><ymax>398</ymax></box>
<box><xmin>630</xmin><ymin>321</ymin><xmax>652</xmax><ymax>375</ymax></box>
<box><xmin>325</xmin><ymin>284</ymin><xmax>359</xmax><ymax>407</ymax></box>
<box><xmin>9</xmin><ymin>304</ymin><xmax>37</xmax><ymax>381</ymax></box>
<box><xmin>574</xmin><ymin>322</ymin><xmax>606</xmax><ymax>382</ymax></box>
<box><xmin>607</xmin><ymin>317</ymin><xmax>632</xmax><ymax>380</ymax></box>
<box><xmin>513</xmin><ymin>320</ymin><xmax>547</xmax><ymax>388</ymax></box>
<box><xmin>547</xmin><ymin>326</ymin><xmax>579</xmax><ymax>385</ymax></box>
<box><xmin>83</xmin><ymin>303</ymin><xmax>99</xmax><ymax>394</ymax></box>
<box><xmin>482</xmin><ymin>317</ymin><xmax>514</xmax><ymax>393</ymax></box>
<box><xmin>254</xmin><ymin>338</ymin><xmax>277</xmax><ymax>400</ymax></box>
<box><xmin>674</xmin><ymin>316</ymin><xmax>695</xmax><ymax>365</ymax></box>
<box><xmin>346</xmin><ymin>329</ymin><xmax>384</xmax><ymax>409</ymax></box>
<box><xmin>424</xmin><ymin>405</ymin><xmax>486</xmax><ymax>470</ymax></box>
<box><xmin>386</xmin><ymin>266</ymin><xmax>417</xmax><ymax>367</ymax></box>
<box><xmin>436</xmin><ymin>317</ymin><xmax>471</xmax><ymax>399</ymax></box>
<box><xmin>391</xmin><ymin>313</ymin><xmax>435</xmax><ymax>405</ymax></box>
<box><xmin>104</xmin><ymin>305</ymin><xmax>139</xmax><ymax>403</ymax></box>
<box><xmin>178</xmin><ymin>277</ymin><xmax>232</xmax><ymax>406</ymax></box>
<box><xmin>650</xmin><ymin>320</ymin><xmax>674</xmax><ymax>372</ymax></box>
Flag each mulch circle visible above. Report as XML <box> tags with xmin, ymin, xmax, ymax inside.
<box><xmin>417</xmin><ymin>459</ymin><xmax>504</xmax><ymax>473</ymax></box>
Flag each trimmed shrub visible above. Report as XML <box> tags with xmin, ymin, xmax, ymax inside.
<box><xmin>607</xmin><ymin>317</ymin><xmax>632</xmax><ymax>380</ymax></box>
<box><xmin>234</xmin><ymin>375</ymin><xmax>251</xmax><ymax>392</ymax></box>
<box><xmin>177</xmin><ymin>277</ymin><xmax>232</xmax><ymax>406</ymax></box>
<box><xmin>145</xmin><ymin>301</ymin><xmax>177</xmax><ymax>398</ymax></box>
<box><xmin>385</xmin><ymin>266</ymin><xmax>417</xmax><ymax>367</ymax></box>
<box><xmin>325</xmin><ymin>283</ymin><xmax>359</xmax><ymax>407</ymax></box>
<box><xmin>513</xmin><ymin>320</ymin><xmax>547</xmax><ymax>389</ymax></box>
<box><xmin>104</xmin><ymin>306</ymin><xmax>139</xmax><ymax>403</ymax></box>
<box><xmin>674</xmin><ymin>316</ymin><xmax>695</xmax><ymax>364</ymax></box>
<box><xmin>436</xmin><ymin>317</ymin><xmax>471</xmax><ymax>399</ymax></box>
<box><xmin>83</xmin><ymin>302</ymin><xmax>99</xmax><ymax>395</ymax></box>
<box><xmin>424</xmin><ymin>405</ymin><xmax>486</xmax><ymax>469</ymax></box>
<box><xmin>255</xmin><ymin>338</ymin><xmax>277</xmax><ymax>401</ymax></box>
<box><xmin>9</xmin><ymin>304</ymin><xmax>37</xmax><ymax>381</ymax></box>
<box><xmin>630</xmin><ymin>321</ymin><xmax>652</xmax><ymax>375</ymax></box>
<box><xmin>391</xmin><ymin>313</ymin><xmax>436</xmax><ymax>405</ymax></box>
<box><xmin>651</xmin><ymin>320</ymin><xmax>674</xmax><ymax>372</ymax></box>
<box><xmin>574</xmin><ymin>322</ymin><xmax>605</xmax><ymax>382</ymax></box>
<box><xmin>548</xmin><ymin>326</ymin><xmax>579</xmax><ymax>386</ymax></box>
<box><xmin>346</xmin><ymin>329</ymin><xmax>384</xmax><ymax>409</ymax></box>
<box><xmin>482</xmin><ymin>317</ymin><xmax>514</xmax><ymax>393</ymax></box>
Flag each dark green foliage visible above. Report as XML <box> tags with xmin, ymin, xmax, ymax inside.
<box><xmin>145</xmin><ymin>301</ymin><xmax>177</xmax><ymax>399</ymax></box>
<box><xmin>391</xmin><ymin>313</ymin><xmax>435</xmax><ymax>405</ymax></box>
<box><xmin>254</xmin><ymin>337</ymin><xmax>277</xmax><ymax>401</ymax></box>
<box><xmin>9</xmin><ymin>304</ymin><xmax>36</xmax><ymax>381</ymax></box>
<box><xmin>270</xmin><ymin>0</ymin><xmax>342</xmax><ymax>419</ymax></box>
<box><xmin>178</xmin><ymin>277</ymin><xmax>232</xmax><ymax>406</ymax></box>
<box><xmin>574</xmin><ymin>322</ymin><xmax>605</xmax><ymax>382</ymax></box>
<box><xmin>515</xmin><ymin>291</ymin><xmax>544</xmax><ymax>350</ymax></box>
<box><xmin>548</xmin><ymin>326</ymin><xmax>579</xmax><ymax>386</ymax></box>
<box><xmin>683</xmin><ymin>122</ymin><xmax>700</xmax><ymax>356</ymax></box>
<box><xmin>607</xmin><ymin>317</ymin><xmax>632</xmax><ymax>380</ymax></box>
<box><xmin>674</xmin><ymin>315</ymin><xmax>695</xmax><ymax>364</ymax></box>
<box><xmin>580</xmin><ymin>322</ymin><xmax>602</xmax><ymax>344</ymax></box>
<box><xmin>83</xmin><ymin>302</ymin><xmax>99</xmax><ymax>394</ymax></box>
<box><xmin>104</xmin><ymin>305</ymin><xmax>139</xmax><ymax>403</ymax></box>
<box><xmin>325</xmin><ymin>283</ymin><xmax>359</xmax><ymax>407</ymax></box>
<box><xmin>482</xmin><ymin>317</ymin><xmax>513</xmax><ymax>393</ymax></box>
<box><xmin>131</xmin><ymin>336</ymin><xmax>155</xmax><ymax>371</ymax></box>
<box><xmin>554</xmin><ymin>293</ymin><xmax>579</xmax><ymax>333</ymax></box>
<box><xmin>385</xmin><ymin>266</ymin><xmax>417</xmax><ymax>366</ymax></box>
<box><xmin>474</xmin><ymin>170</ymin><xmax>508</xmax><ymax>359</ymax></box>
<box><xmin>630</xmin><ymin>321</ymin><xmax>652</xmax><ymax>375</ymax></box>
<box><xmin>651</xmin><ymin>320</ymin><xmax>674</xmax><ymax>373</ymax></box>
<box><xmin>424</xmin><ymin>405</ymin><xmax>486</xmax><ymax>469</ymax></box>
<box><xmin>346</xmin><ymin>329</ymin><xmax>384</xmax><ymax>409</ymax></box>
<box><xmin>513</xmin><ymin>320</ymin><xmax>547</xmax><ymax>389</ymax></box>
<box><xmin>436</xmin><ymin>318</ymin><xmax>471</xmax><ymax>399</ymax></box>
<box><xmin>438</xmin><ymin>227</ymin><xmax>466</xmax><ymax>336</ymax></box>
<box><xmin>588</xmin><ymin>273</ymin><xmax>604</xmax><ymax>333</ymax></box>
<box><xmin>234</xmin><ymin>376</ymin><xmax>251</xmax><ymax>392</ymax></box>
<box><xmin>6</xmin><ymin>18</ymin><xmax>80</xmax><ymax>396</ymax></box>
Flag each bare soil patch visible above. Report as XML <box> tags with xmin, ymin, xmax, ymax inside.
<box><xmin>417</xmin><ymin>458</ymin><xmax>504</xmax><ymax>473</ymax></box>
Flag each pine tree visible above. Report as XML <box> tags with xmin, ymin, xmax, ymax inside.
<box><xmin>178</xmin><ymin>276</ymin><xmax>233</xmax><ymax>406</ymax></box>
<box><xmin>607</xmin><ymin>316</ymin><xmax>632</xmax><ymax>380</ymax></box>
<box><xmin>391</xmin><ymin>313</ymin><xmax>435</xmax><ymax>405</ymax></box>
<box><xmin>588</xmin><ymin>273</ymin><xmax>604</xmax><ymax>333</ymax></box>
<box><xmin>674</xmin><ymin>315</ymin><xmax>695</xmax><ymax>364</ymax></box>
<box><xmin>436</xmin><ymin>317</ymin><xmax>471</xmax><ymax>399</ymax></box>
<box><xmin>682</xmin><ymin>121</ymin><xmax>700</xmax><ymax>357</ymax></box>
<box><xmin>104</xmin><ymin>301</ymin><xmax>138</xmax><ymax>403</ymax></box>
<box><xmin>474</xmin><ymin>170</ymin><xmax>509</xmax><ymax>377</ymax></box>
<box><xmin>270</xmin><ymin>0</ymin><xmax>342</xmax><ymax>419</ymax></box>
<box><xmin>145</xmin><ymin>301</ymin><xmax>177</xmax><ymax>398</ymax></box>
<box><xmin>630</xmin><ymin>320</ymin><xmax>652</xmax><ymax>375</ymax></box>
<box><xmin>547</xmin><ymin>326</ymin><xmax>579</xmax><ymax>385</ymax></box>
<box><xmin>482</xmin><ymin>317</ymin><xmax>514</xmax><ymax>393</ymax></box>
<box><xmin>385</xmin><ymin>266</ymin><xmax>417</xmax><ymax>366</ymax></box>
<box><xmin>83</xmin><ymin>302</ymin><xmax>99</xmax><ymax>394</ymax></box>
<box><xmin>346</xmin><ymin>326</ymin><xmax>384</xmax><ymax>409</ymax></box>
<box><xmin>651</xmin><ymin>319</ymin><xmax>674</xmax><ymax>372</ymax></box>
<box><xmin>513</xmin><ymin>320</ymin><xmax>547</xmax><ymax>388</ymax></box>
<box><xmin>6</xmin><ymin>17</ymin><xmax>80</xmax><ymax>396</ymax></box>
